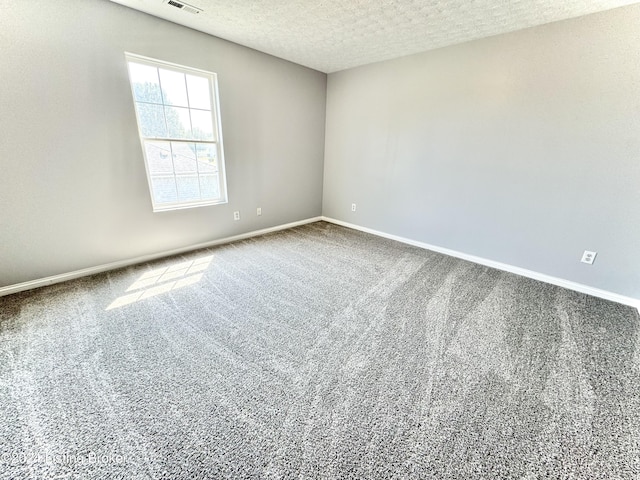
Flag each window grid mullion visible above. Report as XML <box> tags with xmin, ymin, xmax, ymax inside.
<box><xmin>135</xmin><ymin>99</ymin><xmax>211</xmax><ymax>114</ymax></box>
<box><xmin>194</xmin><ymin>144</ymin><xmax>204</xmax><ymax>199</ymax></box>
<box><xmin>153</xmin><ymin>67</ymin><xmax>170</xmax><ymax>138</ymax></box>
<box><xmin>141</xmin><ymin>137</ymin><xmax>216</xmax><ymax>144</ymax></box>
<box><xmin>188</xmin><ymin>142</ymin><xmax>202</xmax><ymax>200</ymax></box>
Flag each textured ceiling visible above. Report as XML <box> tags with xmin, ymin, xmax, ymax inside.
<box><xmin>109</xmin><ymin>0</ymin><xmax>639</xmax><ymax>73</ymax></box>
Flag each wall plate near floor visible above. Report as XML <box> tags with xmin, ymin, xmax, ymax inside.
<box><xmin>233</xmin><ymin>211</ymin><xmax>240</xmax><ymax>221</ymax></box>
<box><xmin>581</xmin><ymin>250</ymin><xmax>597</xmax><ymax>264</ymax></box>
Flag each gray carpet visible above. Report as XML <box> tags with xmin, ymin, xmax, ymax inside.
<box><xmin>1</xmin><ymin>221</ymin><xmax>639</xmax><ymax>479</ymax></box>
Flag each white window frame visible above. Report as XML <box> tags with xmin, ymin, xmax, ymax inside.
<box><xmin>125</xmin><ymin>52</ymin><xmax>228</xmax><ymax>212</ymax></box>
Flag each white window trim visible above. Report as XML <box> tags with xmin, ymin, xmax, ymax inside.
<box><xmin>125</xmin><ymin>52</ymin><xmax>228</xmax><ymax>212</ymax></box>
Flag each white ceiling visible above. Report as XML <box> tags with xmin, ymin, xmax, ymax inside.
<box><xmin>109</xmin><ymin>0</ymin><xmax>639</xmax><ymax>73</ymax></box>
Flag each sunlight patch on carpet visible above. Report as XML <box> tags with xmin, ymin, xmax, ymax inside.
<box><xmin>106</xmin><ymin>254</ymin><xmax>213</xmax><ymax>310</ymax></box>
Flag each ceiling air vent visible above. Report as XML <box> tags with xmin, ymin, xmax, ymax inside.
<box><xmin>165</xmin><ymin>0</ymin><xmax>202</xmax><ymax>14</ymax></box>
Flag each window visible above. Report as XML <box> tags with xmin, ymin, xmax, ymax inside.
<box><xmin>125</xmin><ymin>53</ymin><xmax>227</xmax><ymax>211</ymax></box>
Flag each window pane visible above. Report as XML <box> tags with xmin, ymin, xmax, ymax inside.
<box><xmin>195</xmin><ymin>144</ymin><xmax>217</xmax><ymax>173</ymax></box>
<box><xmin>190</xmin><ymin>109</ymin><xmax>214</xmax><ymax>141</ymax></box>
<box><xmin>159</xmin><ymin>69</ymin><xmax>188</xmax><ymax>107</ymax></box>
<box><xmin>137</xmin><ymin>103</ymin><xmax>167</xmax><ymax>137</ymax></box>
<box><xmin>150</xmin><ymin>176</ymin><xmax>178</xmax><ymax>204</ymax></box>
<box><xmin>176</xmin><ymin>175</ymin><xmax>201</xmax><ymax>201</ymax></box>
<box><xmin>186</xmin><ymin>74</ymin><xmax>211</xmax><ymax>110</ymax></box>
<box><xmin>165</xmin><ymin>106</ymin><xmax>192</xmax><ymax>138</ymax></box>
<box><xmin>125</xmin><ymin>54</ymin><xmax>227</xmax><ymax>211</ymax></box>
<box><xmin>199</xmin><ymin>174</ymin><xmax>220</xmax><ymax>200</ymax></box>
<box><xmin>144</xmin><ymin>141</ymin><xmax>173</xmax><ymax>174</ymax></box>
<box><xmin>172</xmin><ymin>142</ymin><xmax>197</xmax><ymax>173</ymax></box>
<box><xmin>129</xmin><ymin>63</ymin><xmax>162</xmax><ymax>103</ymax></box>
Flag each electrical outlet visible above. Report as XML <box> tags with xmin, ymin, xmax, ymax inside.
<box><xmin>581</xmin><ymin>250</ymin><xmax>597</xmax><ymax>265</ymax></box>
<box><xmin>257</xmin><ymin>207</ymin><xmax>262</xmax><ymax>216</ymax></box>
<box><xmin>351</xmin><ymin>203</ymin><xmax>357</xmax><ymax>212</ymax></box>
<box><xmin>233</xmin><ymin>211</ymin><xmax>240</xmax><ymax>221</ymax></box>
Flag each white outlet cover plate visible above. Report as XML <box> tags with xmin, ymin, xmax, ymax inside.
<box><xmin>581</xmin><ymin>250</ymin><xmax>597</xmax><ymax>264</ymax></box>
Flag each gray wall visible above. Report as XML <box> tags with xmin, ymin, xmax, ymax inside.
<box><xmin>2</xmin><ymin>1</ymin><xmax>639</xmax><ymax>302</ymax></box>
<box><xmin>0</xmin><ymin>0</ymin><xmax>326</xmax><ymax>287</ymax></box>
<box><xmin>323</xmin><ymin>5</ymin><xmax>640</xmax><ymax>300</ymax></box>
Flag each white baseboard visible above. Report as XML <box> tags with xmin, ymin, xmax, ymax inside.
<box><xmin>322</xmin><ymin>216</ymin><xmax>640</xmax><ymax>312</ymax></box>
<box><xmin>0</xmin><ymin>217</ymin><xmax>323</xmax><ymax>298</ymax></box>
<box><xmin>4</xmin><ymin>215</ymin><xmax>639</xmax><ymax>313</ymax></box>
